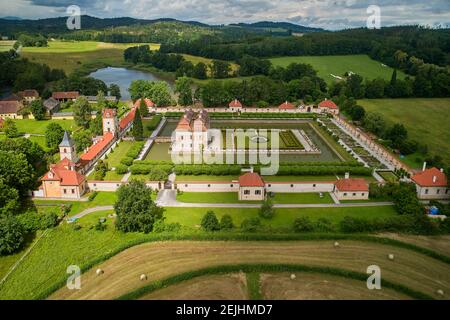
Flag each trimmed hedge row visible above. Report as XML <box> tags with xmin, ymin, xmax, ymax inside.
<box><xmin>134</xmin><ymin>159</ymin><xmax>362</xmax><ymax>167</ymax></box>
<box><xmin>174</xmin><ymin>164</ymin><xmax>242</xmax><ymax>176</ymax></box>
<box><xmin>129</xmin><ymin>164</ymin><xmax>173</xmax><ymax>175</ymax></box>
<box><xmin>117</xmin><ymin>263</ymin><xmax>433</xmax><ymax>300</ymax></box>
<box><xmin>275</xmin><ymin>165</ymin><xmax>372</xmax><ymax>176</ymax></box>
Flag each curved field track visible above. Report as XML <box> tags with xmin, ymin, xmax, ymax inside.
<box><xmin>49</xmin><ymin>241</ymin><xmax>450</xmax><ymax>300</ymax></box>
<box><xmin>140</xmin><ymin>273</ymin><xmax>248</xmax><ymax>300</ymax></box>
<box><xmin>260</xmin><ymin>273</ymin><xmax>410</xmax><ymax>300</ymax></box>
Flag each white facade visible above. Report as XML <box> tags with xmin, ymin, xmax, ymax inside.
<box><xmin>415</xmin><ymin>185</ymin><xmax>450</xmax><ymax>200</ymax></box>
<box><xmin>333</xmin><ymin>190</ymin><xmax>369</xmax><ymax>200</ymax></box>
<box><xmin>239</xmin><ymin>186</ymin><xmax>265</xmax><ymax>201</ymax></box>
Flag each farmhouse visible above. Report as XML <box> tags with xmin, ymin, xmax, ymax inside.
<box><xmin>134</xmin><ymin>98</ymin><xmax>155</xmax><ymax>111</ymax></box>
<box><xmin>229</xmin><ymin>99</ymin><xmax>242</xmax><ymax>112</ymax></box>
<box><xmin>173</xmin><ymin>109</ymin><xmax>211</xmax><ymax>152</ymax></box>
<box><xmin>0</xmin><ymin>100</ymin><xmax>24</xmax><ymax>119</ymax></box>
<box><xmin>18</xmin><ymin>89</ymin><xmax>39</xmax><ymax>103</ymax></box>
<box><xmin>43</xmin><ymin>97</ymin><xmax>61</xmax><ymax>114</ymax></box>
<box><xmin>318</xmin><ymin>99</ymin><xmax>339</xmax><ymax>115</ymax></box>
<box><xmin>279</xmin><ymin>101</ymin><xmax>296</xmax><ymax>110</ymax></box>
<box><xmin>238</xmin><ymin>172</ymin><xmax>266</xmax><ymax>201</ymax></box>
<box><xmin>411</xmin><ymin>167</ymin><xmax>449</xmax><ymax>200</ymax></box>
<box><xmin>86</xmin><ymin>95</ymin><xmax>117</xmax><ymax>104</ymax></box>
<box><xmin>52</xmin><ymin>91</ymin><xmax>79</xmax><ymax>102</ymax></box>
<box><xmin>333</xmin><ymin>175</ymin><xmax>369</xmax><ymax>200</ymax></box>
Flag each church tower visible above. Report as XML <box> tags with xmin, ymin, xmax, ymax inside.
<box><xmin>102</xmin><ymin>108</ymin><xmax>118</xmax><ymax>136</ymax></box>
<box><xmin>59</xmin><ymin>131</ymin><xmax>78</xmax><ymax>162</ymax></box>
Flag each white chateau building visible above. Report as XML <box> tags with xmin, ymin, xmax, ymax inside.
<box><xmin>172</xmin><ymin>109</ymin><xmax>212</xmax><ymax>152</ymax></box>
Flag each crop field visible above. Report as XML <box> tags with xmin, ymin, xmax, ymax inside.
<box><xmin>20</xmin><ymin>40</ymin><xmax>160</xmax><ymax>74</ymax></box>
<box><xmin>48</xmin><ymin>240</ymin><xmax>450</xmax><ymax>300</ymax></box>
<box><xmin>270</xmin><ymin>55</ymin><xmax>407</xmax><ymax>85</ymax></box>
<box><xmin>358</xmin><ymin>98</ymin><xmax>450</xmax><ymax>167</ymax></box>
<box><xmin>0</xmin><ymin>40</ymin><xmax>15</xmax><ymax>52</ymax></box>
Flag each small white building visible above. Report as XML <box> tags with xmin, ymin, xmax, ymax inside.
<box><xmin>333</xmin><ymin>176</ymin><xmax>369</xmax><ymax>200</ymax></box>
<box><xmin>102</xmin><ymin>108</ymin><xmax>119</xmax><ymax>136</ymax></box>
<box><xmin>238</xmin><ymin>172</ymin><xmax>266</xmax><ymax>201</ymax></box>
<box><xmin>411</xmin><ymin>167</ymin><xmax>449</xmax><ymax>200</ymax></box>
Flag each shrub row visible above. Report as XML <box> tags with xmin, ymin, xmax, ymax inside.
<box><xmin>129</xmin><ymin>164</ymin><xmax>173</xmax><ymax>175</ymax></box>
<box><xmin>275</xmin><ymin>165</ymin><xmax>372</xmax><ymax>176</ymax></box>
<box><xmin>120</xmin><ymin>142</ymin><xmax>145</xmax><ymax>166</ymax></box>
<box><xmin>174</xmin><ymin>164</ymin><xmax>242</xmax><ymax>176</ymax></box>
<box><xmin>145</xmin><ymin>115</ymin><xmax>162</xmax><ymax>130</ymax></box>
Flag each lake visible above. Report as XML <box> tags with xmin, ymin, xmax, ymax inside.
<box><xmin>89</xmin><ymin>67</ymin><xmax>174</xmax><ymax>100</ymax></box>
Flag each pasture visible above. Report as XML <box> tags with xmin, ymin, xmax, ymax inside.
<box><xmin>270</xmin><ymin>55</ymin><xmax>407</xmax><ymax>85</ymax></box>
<box><xmin>20</xmin><ymin>40</ymin><xmax>160</xmax><ymax>74</ymax></box>
<box><xmin>358</xmin><ymin>98</ymin><xmax>450</xmax><ymax>167</ymax></box>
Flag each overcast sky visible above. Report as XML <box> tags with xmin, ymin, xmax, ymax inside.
<box><xmin>1</xmin><ymin>0</ymin><xmax>449</xmax><ymax>30</ymax></box>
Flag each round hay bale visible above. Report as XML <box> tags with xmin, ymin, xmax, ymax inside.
<box><xmin>290</xmin><ymin>274</ymin><xmax>296</xmax><ymax>280</ymax></box>
<box><xmin>437</xmin><ymin>289</ymin><xmax>444</xmax><ymax>296</ymax></box>
<box><xmin>388</xmin><ymin>254</ymin><xmax>395</xmax><ymax>261</ymax></box>
<box><xmin>96</xmin><ymin>268</ymin><xmax>104</xmax><ymax>275</ymax></box>
<box><xmin>140</xmin><ymin>274</ymin><xmax>147</xmax><ymax>281</ymax></box>
<box><xmin>334</xmin><ymin>242</ymin><xmax>340</xmax><ymax>248</ymax></box>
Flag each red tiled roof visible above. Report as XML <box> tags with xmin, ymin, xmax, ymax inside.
<box><xmin>119</xmin><ymin>107</ymin><xmax>137</xmax><ymax>130</ymax></box>
<box><xmin>102</xmin><ymin>108</ymin><xmax>116</xmax><ymax>118</ymax></box>
<box><xmin>412</xmin><ymin>167</ymin><xmax>447</xmax><ymax>187</ymax></box>
<box><xmin>239</xmin><ymin>172</ymin><xmax>265</xmax><ymax>187</ymax></box>
<box><xmin>229</xmin><ymin>99</ymin><xmax>242</xmax><ymax>108</ymax></box>
<box><xmin>319</xmin><ymin>99</ymin><xmax>338</xmax><ymax>109</ymax></box>
<box><xmin>52</xmin><ymin>91</ymin><xmax>79</xmax><ymax>100</ymax></box>
<box><xmin>133</xmin><ymin>98</ymin><xmax>155</xmax><ymax>109</ymax></box>
<box><xmin>335</xmin><ymin>178</ymin><xmax>368</xmax><ymax>192</ymax></box>
<box><xmin>41</xmin><ymin>159</ymin><xmax>85</xmax><ymax>186</ymax></box>
<box><xmin>19</xmin><ymin>89</ymin><xmax>39</xmax><ymax>98</ymax></box>
<box><xmin>80</xmin><ymin>132</ymin><xmax>114</xmax><ymax>162</ymax></box>
<box><xmin>279</xmin><ymin>101</ymin><xmax>295</xmax><ymax>109</ymax></box>
<box><xmin>0</xmin><ymin>101</ymin><xmax>22</xmax><ymax>114</ymax></box>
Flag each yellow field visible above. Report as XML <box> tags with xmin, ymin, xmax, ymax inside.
<box><xmin>0</xmin><ymin>40</ymin><xmax>15</xmax><ymax>52</ymax></box>
<box><xmin>50</xmin><ymin>240</ymin><xmax>450</xmax><ymax>300</ymax></box>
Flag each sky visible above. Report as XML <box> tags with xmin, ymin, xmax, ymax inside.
<box><xmin>0</xmin><ymin>0</ymin><xmax>449</xmax><ymax>30</ymax></box>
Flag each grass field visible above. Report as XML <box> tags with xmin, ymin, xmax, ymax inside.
<box><xmin>0</xmin><ymin>40</ymin><xmax>15</xmax><ymax>52</ymax></box>
<box><xmin>13</xmin><ymin>119</ymin><xmax>77</xmax><ymax>135</ymax></box>
<box><xmin>181</xmin><ymin>54</ymin><xmax>239</xmax><ymax>76</ymax></box>
<box><xmin>106</xmin><ymin>141</ymin><xmax>137</xmax><ymax>167</ymax></box>
<box><xmin>270</xmin><ymin>55</ymin><xmax>407</xmax><ymax>85</ymax></box>
<box><xmin>358</xmin><ymin>98</ymin><xmax>450</xmax><ymax>167</ymax></box>
<box><xmin>21</xmin><ymin>40</ymin><xmax>160</xmax><ymax>74</ymax></box>
<box><xmin>48</xmin><ymin>240</ymin><xmax>450</xmax><ymax>299</ymax></box>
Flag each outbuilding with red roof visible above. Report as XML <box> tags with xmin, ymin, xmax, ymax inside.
<box><xmin>238</xmin><ymin>172</ymin><xmax>265</xmax><ymax>200</ymax></box>
<box><xmin>318</xmin><ymin>99</ymin><xmax>339</xmax><ymax>114</ymax></box>
<box><xmin>333</xmin><ymin>176</ymin><xmax>369</xmax><ymax>200</ymax></box>
<box><xmin>411</xmin><ymin>167</ymin><xmax>449</xmax><ymax>200</ymax></box>
<box><xmin>279</xmin><ymin>101</ymin><xmax>295</xmax><ymax>110</ymax></box>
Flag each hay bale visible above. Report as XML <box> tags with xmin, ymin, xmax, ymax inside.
<box><xmin>334</xmin><ymin>242</ymin><xmax>340</xmax><ymax>248</ymax></box>
<box><xmin>388</xmin><ymin>254</ymin><xmax>395</xmax><ymax>261</ymax></box>
<box><xmin>437</xmin><ymin>289</ymin><xmax>444</xmax><ymax>296</ymax></box>
<box><xmin>96</xmin><ymin>268</ymin><xmax>104</xmax><ymax>275</ymax></box>
<box><xmin>140</xmin><ymin>274</ymin><xmax>147</xmax><ymax>281</ymax></box>
<box><xmin>290</xmin><ymin>274</ymin><xmax>296</xmax><ymax>280</ymax></box>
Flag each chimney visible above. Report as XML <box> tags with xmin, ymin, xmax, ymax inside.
<box><xmin>422</xmin><ymin>162</ymin><xmax>427</xmax><ymax>172</ymax></box>
<box><xmin>440</xmin><ymin>168</ymin><xmax>444</xmax><ymax>173</ymax></box>
<box><xmin>345</xmin><ymin>172</ymin><xmax>350</xmax><ymax>179</ymax></box>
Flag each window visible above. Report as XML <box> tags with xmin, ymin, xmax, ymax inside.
<box><xmin>63</xmin><ymin>189</ymin><xmax>67</xmax><ymax>194</ymax></box>
<box><xmin>64</xmin><ymin>148</ymin><xmax>67</xmax><ymax>153</ymax></box>
<box><xmin>290</xmin><ymin>184</ymin><xmax>294</xmax><ymax>188</ymax></box>
<box><xmin>255</xmin><ymin>190</ymin><xmax>261</xmax><ymax>195</ymax></box>
<box><xmin>352</xmin><ymin>193</ymin><xmax>356</xmax><ymax>196</ymax></box>
<box><xmin>244</xmin><ymin>190</ymin><xmax>250</xmax><ymax>195</ymax></box>
<box><xmin>230</xmin><ymin>184</ymin><xmax>233</xmax><ymax>187</ymax></box>
<box><xmin>72</xmin><ymin>189</ymin><xmax>75</xmax><ymax>194</ymax></box>
<box><xmin>268</xmin><ymin>184</ymin><xmax>271</xmax><ymax>187</ymax></box>
<box><xmin>93</xmin><ymin>184</ymin><xmax>96</xmax><ymax>187</ymax></box>
<box><xmin>313</xmin><ymin>184</ymin><xmax>316</xmax><ymax>187</ymax></box>
<box><xmin>208</xmin><ymin>184</ymin><xmax>211</xmax><ymax>187</ymax></box>
<box><xmin>437</xmin><ymin>189</ymin><xmax>440</xmax><ymax>194</ymax></box>
<box><xmin>362</xmin><ymin>193</ymin><xmax>365</xmax><ymax>196</ymax></box>
<box><xmin>425</xmin><ymin>189</ymin><xmax>429</xmax><ymax>194</ymax></box>
<box><xmin>343</xmin><ymin>193</ymin><xmax>347</xmax><ymax>196</ymax></box>
<box><xmin>185</xmin><ymin>184</ymin><xmax>188</xmax><ymax>187</ymax></box>
<box><xmin>446</xmin><ymin>189</ymin><xmax>449</xmax><ymax>194</ymax></box>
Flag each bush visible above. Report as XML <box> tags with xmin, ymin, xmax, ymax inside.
<box><xmin>201</xmin><ymin>211</ymin><xmax>220</xmax><ymax>231</ymax></box>
<box><xmin>94</xmin><ymin>221</ymin><xmax>107</xmax><ymax>231</ymax></box>
<box><xmin>259</xmin><ymin>199</ymin><xmax>275</xmax><ymax>219</ymax></box>
<box><xmin>115</xmin><ymin>164</ymin><xmax>129</xmax><ymax>174</ymax></box>
<box><xmin>120</xmin><ymin>157</ymin><xmax>134</xmax><ymax>166</ymax></box>
<box><xmin>220</xmin><ymin>214</ymin><xmax>234</xmax><ymax>230</ymax></box>
<box><xmin>125</xmin><ymin>142</ymin><xmax>145</xmax><ymax>159</ymax></box>
<box><xmin>39</xmin><ymin>210</ymin><xmax>59</xmax><ymax>229</ymax></box>
<box><xmin>17</xmin><ymin>211</ymin><xmax>41</xmax><ymax>233</ymax></box>
<box><xmin>339</xmin><ymin>216</ymin><xmax>375</xmax><ymax>233</ymax></box>
<box><xmin>153</xmin><ymin>220</ymin><xmax>182</xmax><ymax>233</ymax></box>
<box><xmin>293</xmin><ymin>217</ymin><xmax>314</xmax><ymax>232</ymax></box>
<box><xmin>315</xmin><ymin>218</ymin><xmax>335</xmax><ymax>232</ymax></box>
<box><xmin>88</xmin><ymin>191</ymin><xmax>98</xmax><ymax>201</ymax></box>
<box><xmin>241</xmin><ymin>217</ymin><xmax>261</xmax><ymax>232</ymax></box>
<box><xmin>0</xmin><ymin>215</ymin><xmax>25</xmax><ymax>255</ymax></box>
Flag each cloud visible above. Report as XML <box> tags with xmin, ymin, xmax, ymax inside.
<box><xmin>1</xmin><ymin>0</ymin><xmax>448</xmax><ymax>29</ymax></box>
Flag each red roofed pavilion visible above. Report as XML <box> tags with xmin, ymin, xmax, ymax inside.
<box><xmin>334</xmin><ymin>177</ymin><xmax>369</xmax><ymax>200</ymax></box>
<box><xmin>279</xmin><ymin>101</ymin><xmax>295</xmax><ymax>110</ymax></box>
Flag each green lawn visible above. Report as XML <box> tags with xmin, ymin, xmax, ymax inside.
<box><xmin>34</xmin><ymin>192</ymin><xmax>117</xmax><ymax>217</ymax></box>
<box><xmin>378</xmin><ymin>171</ymin><xmax>399</xmax><ymax>183</ymax></box>
<box><xmin>107</xmin><ymin>141</ymin><xmax>137</xmax><ymax>167</ymax></box>
<box><xmin>272</xmin><ymin>193</ymin><xmax>334</xmax><ymax>204</ymax></box>
<box><xmin>21</xmin><ymin>40</ymin><xmax>160</xmax><ymax>74</ymax></box>
<box><xmin>270</xmin><ymin>55</ymin><xmax>407</xmax><ymax>85</ymax></box>
<box><xmin>359</xmin><ymin>98</ymin><xmax>450</xmax><ymax>167</ymax></box>
<box><xmin>13</xmin><ymin>119</ymin><xmax>77</xmax><ymax>135</ymax></box>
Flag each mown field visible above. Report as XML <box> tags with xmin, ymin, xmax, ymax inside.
<box><xmin>0</xmin><ymin>40</ymin><xmax>15</xmax><ymax>52</ymax></box>
<box><xmin>48</xmin><ymin>240</ymin><xmax>450</xmax><ymax>300</ymax></box>
<box><xmin>21</xmin><ymin>40</ymin><xmax>160</xmax><ymax>74</ymax></box>
<box><xmin>270</xmin><ymin>55</ymin><xmax>407</xmax><ymax>85</ymax></box>
<box><xmin>358</xmin><ymin>98</ymin><xmax>450</xmax><ymax>167</ymax></box>
<box><xmin>13</xmin><ymin>119</ymin><xmax>77</xmax><ymax>135</ymax></box>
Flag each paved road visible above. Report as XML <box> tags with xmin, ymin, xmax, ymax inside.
<box><xmin>69</xmin><ymin>191</ymin><xmax>393</xmax><ymax>221</ymax></box>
